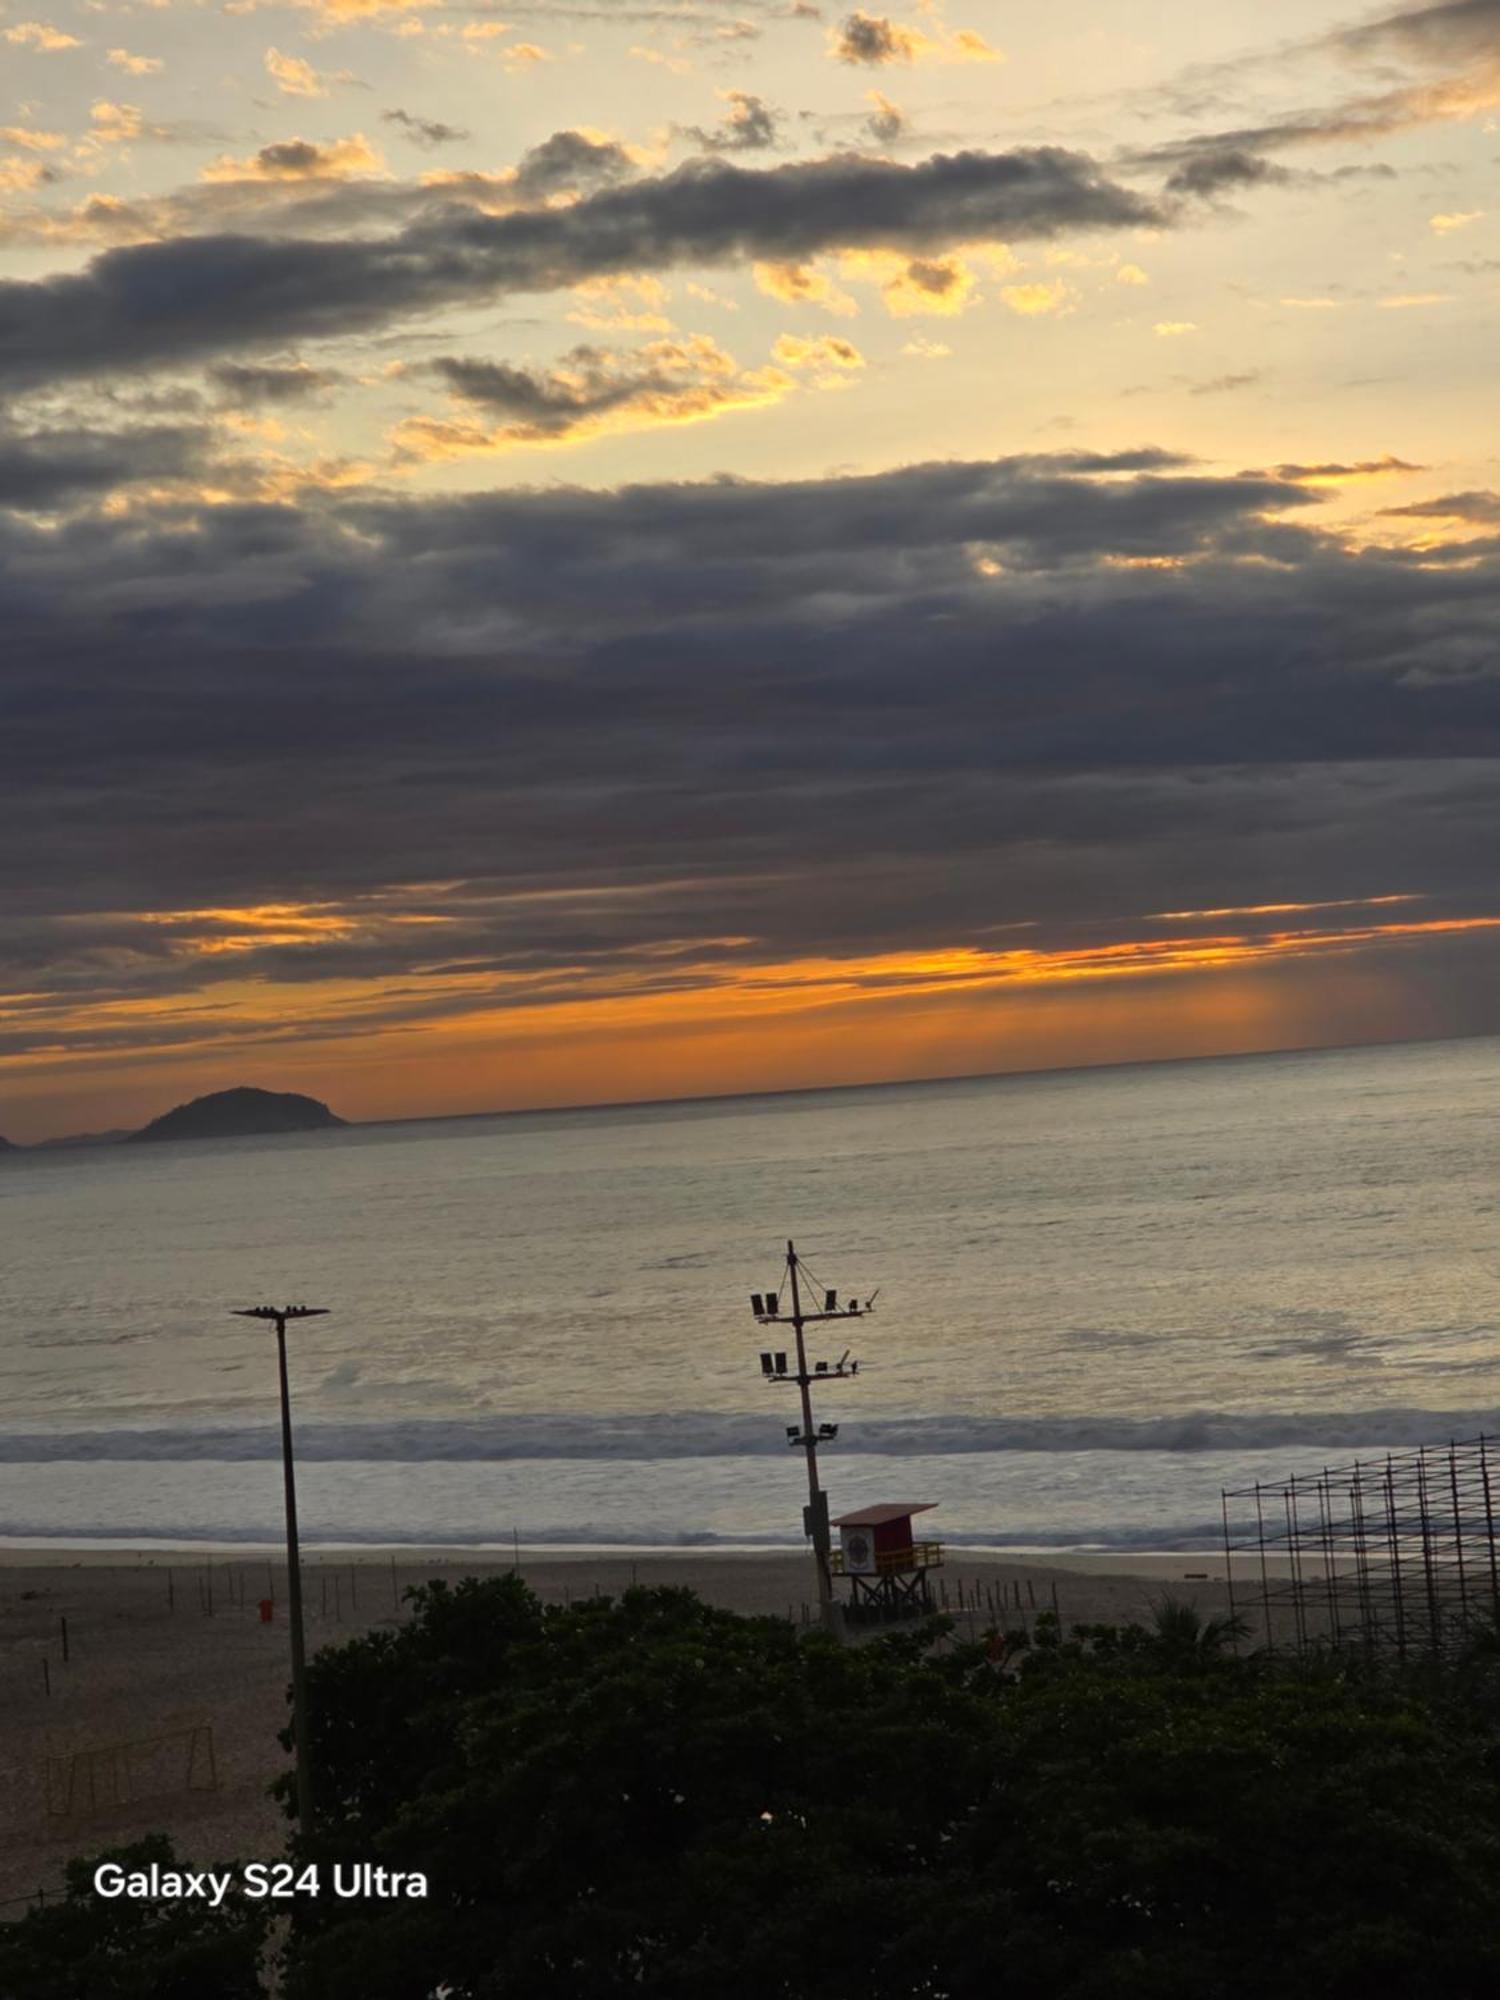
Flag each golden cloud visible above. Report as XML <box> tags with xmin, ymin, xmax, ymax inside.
<box><xmin>107</xmin><ymin>48</ymin><xmax>163</xmax><ymax>76</ymax></box>
<box><xmin>0</xmin><ymin>124</ymin><xmax>65</xmax><ymax>151</ymax></box>
<box><xmin>838</xmin><ymin>247</ymin><xmax>980</xmax><ymax>316</ymax></box>
<box><xmin>390</xmin><ymin>335</ymin><xmax>798</xmax><ymax>464</ymax></box>
<box><xmin>3</xmin><ymin>20</ymin><xmax>82</xmax><ymax>51</ymax></box>
<box><xmin>772</xmin><ymin>332</ymin><xmax>866</xmax><ymax>370</ymax></box>
<box><xmin>12</xmin><ymin>895</ymin><xmax>1498</xmax><ymax>1114</ymax></box>
<box><xmin>201</xmin><ymin>134</ymin><xmax>384</xmax><ymax>183</ymax></box>
<box><xmin>87</xmin><ymin>101</ymin><xmax>146</xmax><ymax>147</ymax></box>
<box><xmin>289</xmin><ymin>0</ymin><xmax>440</xmax><ymax>17</ymax></box>
<box><xmin>0</xmin><ymin>156</ymin><xmax>55</xmax><ymax>193</ymax></box>
<box><xmin>568</xmin><ymin>274</ymin><xmax>675</xmax><ymax>334</ymax></box>
<box><xmin>830</xmin><ymin>9</ymin><xmax>1001</xmax><ymax>68</ymax></box>
<box><xmin>265</xmin><ymin>47</ymin><xmax>327</xmax><ymax>99</ymax></box>
<box><xmin>754</xmin><ymin>260</ymin><xmax>860</xmax><ymax>316</ymax></box>
<box><xmin>999</xmin><ymin>279</ymin><xmax>1075</xmax><ymax>316</ymax></box>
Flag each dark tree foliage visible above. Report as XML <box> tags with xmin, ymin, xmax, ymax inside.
<box><xmin>275</xmin><ymin>1577</ymin><xmax>1500</xmax><ymax>2000</ymax></box>
<box><xmin>0</xmin><ymin>1835</ymin><xmax>267</xmax><ymax>2000</ymax></box>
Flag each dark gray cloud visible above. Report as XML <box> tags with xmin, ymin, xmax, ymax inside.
<box><xmin>1133</xmin><ymin>0</ymin><xmax>1500</xmax><ymax>179</ymax></box>
<box><xmin>1333</xmin><ymin>0</ymin><xmax>1500</xmax><ymax>67</ymax></box>
<box><xmin>416</xmin><ymin>342</ymin><xmax>749</xmax><ymax>442</ymax></box>
<box><xmin>208</xmin><ymin>361</ymin><xmax>344</xmax><ymax>405</ymax></box>
<box><xmin>1133</xmin><ymin>0</ymin><xmax>1500</xmax><ymax>126</ymax></box>
<box><xmin>513</xmin><ymin>129</ymin><xmax>642</xmax><ymax>198</ymax></box>
<box><xmin>1189</xmin><ymin>370</ymin><xmax>1263</xmax><ymax>396</ymax></box>
<box><xmin>1274</xmin><ymin>457</ymin><xmax>1425</xmax><ymax>482</ymax></box>
<box><xmin>1144</xmin><ymin>85</ymin><xmax>1472</xmax><ymax>168</ymax></box>
<box><xmin>683</xmin><ymin>90</ymin><xmax>782</xmax><ymax>152</ymax></box>
<box><xmin>1382</xmin><ymin>490</ymin><xmax>1500</xmax><ymax>523</ymax></box>
<box><xmin>4</xmin><ymin>455</ymin><xmax>1500</xmax><ymax>1079</ymax></box>
<box><xmin>261</xmin><ymin>141</ymin><xmax>335</xmax><ymax>175</ymax></box>
<box><xmin>381</xmin><ymin>109</ymin><xmax>471</xmax><ymax>149</ymax></box>
<box><xmin>0</xmin><ymin>148</ymin><xmax>1161</xmax><ymax>390</ymax></box>
<box><xmin>833</xmin><ymin>12</ymin><xmax>912</xmax><ymax>65</ymax></box>
<box><xmin>3</xmin><ymin>454</ymin><xmax>1498</xmax><ymax>976</ymax></box>
<box><xmin>865</xmin><ymin>92</ymin><xmax>906</xmax><ymax>144</ymax></box>
<box><xmin>0</xmin><ymin>129</ymin><xmax>634</xmax><ymax>253</ymax></box>
<box><xmin>0</xmin><ymin>418</ymin><xmax>212</xmax><ymax>508</ymax></box>
<box><xmin>1162</xmin><ymin>149</ymin><xmax>1291</xmax><ymax>199</ymax></box>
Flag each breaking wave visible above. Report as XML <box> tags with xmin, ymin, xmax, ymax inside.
<box><xmin>0</xmin><ymin>1407</ymin><xmax>1493</xmax><ymax>1464</ymax></box>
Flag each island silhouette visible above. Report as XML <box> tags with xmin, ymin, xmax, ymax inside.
<box><xmin>127</xmin><ymin>1086</ymin><xmax>346</xmax><ymax>1143</ymax></box>
<box><xmin>2</xmin><ymin>1088</ymin><xmax>344</xmax><ymax>1151</ymax></box>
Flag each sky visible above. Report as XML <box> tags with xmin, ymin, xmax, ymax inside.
<box><xmin>1</xmin><ymin>0</ymin><xmax>1498</xmax><ymax>1141</ymax></box>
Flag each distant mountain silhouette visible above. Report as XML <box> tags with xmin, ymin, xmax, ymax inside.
<box><xmin>128</xmin><ymin>1087</ymin><xmax>346</xmax><ymax>1143</ymax></box>
<box><xmin>0</xmin><ymin>1133</ymin><xmax>13</xmax><ymax>1151</ymax></box>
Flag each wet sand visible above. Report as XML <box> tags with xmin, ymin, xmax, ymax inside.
<box><xmin>0</xmin><ymin>1546</ymin><xmax>1238</xmax><ymax>1914</ymax></box>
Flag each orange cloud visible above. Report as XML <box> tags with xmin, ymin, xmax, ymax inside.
<box><xmin>830</xmin><ymin>9</ymin><xmax>1001</xmax><ymax>68</ymax></box>
<box><xmin>201</xmin><ymin>134</ymin><xmax>383</xmax><ymax>182</ymax></box>
<box><xmin>8</xmin><ymin>900</ymin><xmax>1495</xmax><ymax>1142</ymax></box>
<box><xmin>999</xmin><ymin>280</ymin><xmax>1076</xmax><ymax>317</ymax></box>
<box><xmin>6</xmin><ymin>894</ymin><xmax>1496</xmax><ymax>1086</ymax></box>
<box><xmin>754</xmin><ymin>260</ymin><xmax>859</xmax><ymax>316</ymax></box>
<box><xmin>1147</xmin><ymin>894</ymin><xmax>1417</xmax><ymax>921</ymax></box>
<box><xmin>772</xmin><ymin>332</ymin><xmax>865</xmax><ymax>371</ymax></box>
<box><xmin>838</xmin><ymin>246</ymin><xmax>983</xmax><ymax>316</ymax></box>
<box><xmin>390</xmin><ymin>336</ymin><xmax>798</xmax><ymax>463</ymax></box>
<box><xmin>1267</xmin><ymin>455</ymin><xmax>1423</xmax><ymax>491</ymax></box>
<box><xmin>265</xmin><ymin>47</ymin><xmax>327</xmax><ymax>98</ymax></box>
<box><xmin>3</xmin><ymin>20</ymin><xmax>82</xmax><ymax>51</ymax></box>
<box><xmin>108</xmin><ymin>47</ymin><xmax>163</xmax><ymax>77</ymax></box>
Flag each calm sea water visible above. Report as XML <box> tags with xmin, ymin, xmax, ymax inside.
<box><xmin>2</xmin><ymin>1038</ymin><xmax>1498</xmax><ymax>1551</ymax></box>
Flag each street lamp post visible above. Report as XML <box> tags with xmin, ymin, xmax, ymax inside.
<box><xmin>233</xmin><ymin>1303</ymin><xmax>327</xmax><ymax>1835</ymax></box>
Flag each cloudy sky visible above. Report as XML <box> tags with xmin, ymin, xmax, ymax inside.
<box><xmin>1</xmin><ymin>0</ymin><xmax>1498</xmax><ymax>1140</ymax></box>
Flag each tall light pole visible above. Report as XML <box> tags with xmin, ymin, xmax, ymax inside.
<box><xmin>750</xmin><ymin>1242</ymin><xmax>870</xmax><ymax>1632</ymax></box>
<box><xmin>233</xmin><ymin>1303</ymin><xmax>327</xmax><ymax>1835</ymax></box>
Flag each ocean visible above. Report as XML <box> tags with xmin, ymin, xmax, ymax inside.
<box><xmin>2</xmin><ymin>1036</ymin><xmax>1497</xmax><ymax>1553</ymax></box>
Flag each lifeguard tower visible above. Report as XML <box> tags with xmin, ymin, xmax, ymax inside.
<box><xmin>831</xmin><ymin>1504</ymin><xmax>943</xmax><ymax>1625</ymax></box>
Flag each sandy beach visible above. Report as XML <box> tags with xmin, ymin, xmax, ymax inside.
<box><xmin>0</xmin><ymin>1544</ymin><xmax>1240</xmax><ymax>1914</ymax></box>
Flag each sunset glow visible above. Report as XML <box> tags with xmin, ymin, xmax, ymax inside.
<box><xmin>3</xmin><ymin>0</ymin><xmax>1499</xmax><ymax>1142</ymax></box>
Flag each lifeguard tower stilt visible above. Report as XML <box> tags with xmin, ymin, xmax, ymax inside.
<box><xmin>748</xmin><ymin>1241</ymin><xmax>869</xmax><ymax>1633</ymax></box>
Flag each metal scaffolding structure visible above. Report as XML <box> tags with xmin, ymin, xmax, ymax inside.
<box><xmin>1222</xmin><ymin>1435</ymin><xmax>1500</xmax><ymax>1658</ymax></box>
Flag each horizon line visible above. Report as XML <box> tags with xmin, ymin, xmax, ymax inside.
<box><xmin>359</xmin><ymin>1023</ymin><xmax>1497</xmax><ymax>1133</ymax></box>
<box><xmin>9</xmin><ymin>1023</ymin><xmax>1498</xmax><ymax>1152</ymax></box>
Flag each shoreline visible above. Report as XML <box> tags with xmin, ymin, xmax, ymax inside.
<box><xmin>0</xmin><ymin>1541</ymin><xmax>1256</xmax><ymax>1578</ymax></box>
<box><xmin>0</xmin><ymin>1540</ymin><xmax>1358</xmax><ymax>1583</ymax></box>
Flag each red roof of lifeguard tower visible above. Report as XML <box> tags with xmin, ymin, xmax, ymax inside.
<box><xmin>833</xmin><ymin>1504</ymin><xmax>936</xmax><ymax>1528</ymax></box>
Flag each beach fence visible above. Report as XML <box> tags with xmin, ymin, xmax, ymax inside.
<box><xmin>44</xmin><ymin>1724</ymin><xmax>217</xmax><ymax>1822</ymax></box>
<box><xmin>0</xmin><ymin>1874</ymin><xmax>71</xmax><ymax>1921</ymax></box>
<box><xmin>1222</xmin><ymin>1435</ymin><xmax>1500</xmax><ymax>1659</ymax></box>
